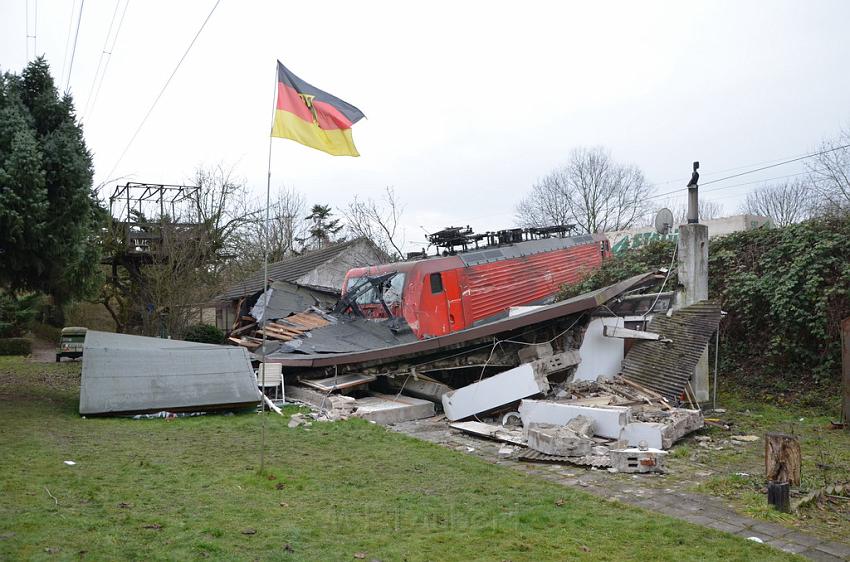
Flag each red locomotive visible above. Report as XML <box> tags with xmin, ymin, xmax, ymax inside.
<box><xmin>341</xmin><ymin>226</ymin><xmax>610</xmax><ymax>339</ymax></box>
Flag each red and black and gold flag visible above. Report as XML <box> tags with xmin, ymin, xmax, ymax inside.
<box><xmin>272</xmin><ymin>61</ymin><xmax>365</xmax><ymax>156</ymax></box>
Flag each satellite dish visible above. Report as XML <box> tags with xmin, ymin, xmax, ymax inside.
<box><xmin>654</xmin><ymin>208</ymin><xmax>674</xmax><ymax>235</ymax></box>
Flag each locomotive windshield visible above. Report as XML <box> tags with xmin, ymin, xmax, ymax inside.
<box><xmin>345</xmin><ymin>273</ymin><xmax>406</xmax><ymax>305</ymax></box>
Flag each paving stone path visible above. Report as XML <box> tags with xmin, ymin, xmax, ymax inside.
<box><xmin>392</xmin><ymin>418</ymin><xmax>850</xmax><ymax>561</ymax></box>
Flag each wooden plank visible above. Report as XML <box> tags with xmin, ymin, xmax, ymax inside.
<box><xmin>228</xmin><ymin>337</ymin><xmax>259</xmax><ymax>349</ymax></box>
<box><xmin>268</xmin><ymin>323</ymin><xmax>304</xmax><ymax>336</ymax></box>
<box><xmin>255</xmin><ymin>329</ymin><xmax>292</xmax><ymax>341</ymax></box>
<box><xmin>765</xmin><ymin>432</ymin><xmax>801</xmax><ymax>486</ymax></box>
<box><xmin>240</xmin><ymin>315</ymin><xmax>254</xmax><ymax>323</ymax></box>
<box><xmin>271</xmin><ymin>321</ymin><xmax>304</xmax><ymax>334</ymax></box>
<box><xmin>230</xmin><ymin>298</ymin><xmax>244</xmax><ymax>331</ymax></box>
<box><xmin>230</xmin><ymin>322</ymin><xmax>257</xmax><ymax>337</ymax></box>
<box><xmin>264</xmin><ymin>324</ymin><xmax>302</xmax><ymax>338</ymax></box>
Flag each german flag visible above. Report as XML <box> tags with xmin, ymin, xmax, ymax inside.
<box><xmin>272</xmin><ymin>61</ymin><xmax>365</xmax><ymax>156</ymax></box>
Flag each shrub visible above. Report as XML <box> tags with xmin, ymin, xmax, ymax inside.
<box><xmin>182</xmin><ymin>324</ymin><xmax>225</xmax><ymax>345</ymax></box>
<box><xmin>0</xmin><ymin>338</ymin><xmax>32</xmax><ymax>356</ymax></box>
<box><xmin>0</xmin><ymin>293</ymin><xmax>42</xmax><ymax>337</ymax></box>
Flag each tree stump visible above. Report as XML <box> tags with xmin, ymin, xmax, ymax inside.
<box><xmin>765</xmin><ymin>432</ymin><xmax>801</xmax><ymax>486</ymax></box>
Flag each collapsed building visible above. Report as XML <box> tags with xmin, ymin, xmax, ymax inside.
<box><xmin>81</xmin><ymin>223</ymin><xmax>721</xmax><ymax>472</ymax></box>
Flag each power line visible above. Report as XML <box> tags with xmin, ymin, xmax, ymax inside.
<box><xmin>645</xmin><ymin>143</ymin><xmax>850</xmax><ymax>201</ymax></box>
<box><xmin>106</xmin><ymin>0</ymin><xmax>222</xmax><ymax>182</ymax></box>
<box><xmin>60</xmin><ymin>0</ymin><xmax>78</xmax><ymax>86</ymax></box>
<box><xmin>82</xmin><ymin>0</ymin><xmax>130</xmax><ymax>121</ymax></box>
<box><xmin>65</xmin><ymin>0</ymin><xmax>86</xmax><ymax>92</ymax></box>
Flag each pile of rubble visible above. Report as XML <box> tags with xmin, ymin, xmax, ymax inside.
<box><xmin>445</xmin><ymin>374</ymin><xmax>703</xmax><ymax>473</ymax></box>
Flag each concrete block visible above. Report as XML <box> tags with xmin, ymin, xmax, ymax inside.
<box><xmin>660</xmin><ymin>408</ymin><xmax>704</xmax><ymax>449</ymax></box>
<box><xmin>518</xmin><ymin>400</ymin><xmax>631</xmax><ymax>438</ymax></box>
<box><xmin>442</xmin><ymin>364</ymin><xmax>548</xmax><ymax>421</ymax></box>
<box><xmin>517</xmin><ymin>341</ymin><xmax>553</xmax><ymax>363</ymax></box>
<box><xmin>527</xmin><ymin>423</ymin><xmax>593</xmax><ymax>456</ymax></box>
<box><xmin>530</xmin><ymin>350</ymin><xmax>581</xmax><ymax>375</ymax></box>
<box><xmin>353</xmin><ymin>393</ymin><xmax>435</xmax><ymax>424</ymax></box>
<box><xmin>565</xmin><ymin>415</ymin><xmax>595</xmax><ymax>437</ymax></box>
<box><xmin>610</xmin><ymin>447</ymin><xmax>667</xmax><ymax>473</ymax></box>
<box><xmin>619</xmin><ymin>422</ymin><xmax>666</xmax><ymax>450</ymax></box>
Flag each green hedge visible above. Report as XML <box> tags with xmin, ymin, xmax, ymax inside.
<box><xmin>182</xmin><ymin>324</ymin><xmax>225</xmax><ymax>345</ymax></box>
<box><xmin>0</xmin><ymin>338</ymin><xmax>32</xmax><ymax>356</ymax></box>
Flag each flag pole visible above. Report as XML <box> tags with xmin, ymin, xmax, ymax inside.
<box><xmin>259</xmin><ymin>62</ymin><xmax>278</xmax><ymax>474</ymax></box>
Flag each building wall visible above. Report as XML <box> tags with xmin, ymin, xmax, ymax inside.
<box><xmin>607</xmin><ymin>214</ymin><xmax>772</xmax><ymax>255</ymax></box>
<box><xmin>296</xmin><ymin>239</ymin><xmax>388</xmax><ymax>291</ymax></box>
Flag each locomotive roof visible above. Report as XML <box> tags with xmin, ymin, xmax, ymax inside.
<box><xmin>348</xmin><ymin>233</ymin><xmax>598</xmax><ymax>275</ymax></box>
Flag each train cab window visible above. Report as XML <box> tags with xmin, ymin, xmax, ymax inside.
<box><xmin>429</xmin><ymin>272</ymin><xmax>444</xmax><ymax>294</ymax></box>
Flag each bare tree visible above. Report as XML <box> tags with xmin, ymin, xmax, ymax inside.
<box><xmin>515</xmin><ymin>147</ymin><xmax>652</xmax><ymax>233</ymax></box>
<box><xmin>186</xmin><ymin>165</ymin><xmax>260</xmax><ymax>262</ymax></box>
<box><xmin>97</xmin><ymin>164</ymin><xmax>262</xmax><ymax>334</ymax></box>
<box><xmin>741</xmin><ymin>180</ymin><xmax>813</xmax><ymax>227</ymax></box>
<box><xmin>659</xmin><ymin>199</ymin><xmax>725</xmax><ymax>225</ymax></box>
<box><xmin>807</xmin><ymin>128</ymin><xmax>850</xmax><ymax>214</ymax></box>
<box><xmin>342</xmin><ymin>187</ymin><xmax>405</xmax><ymax>259</ymax></box>
<box><xmin>234</xmin><ymin>186</ymin><xmax>308</xmax><ymax>268</ymax></box>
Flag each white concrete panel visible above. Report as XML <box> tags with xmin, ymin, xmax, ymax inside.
<box><xmin>573</xmin><ymin>317</ymin><xmax>625</xmax><ymax>382</ymax></box>
<box><xmin>442</xmin><ymin>364</ymin><xmax>548</xmax><ymax>421</ymax></box>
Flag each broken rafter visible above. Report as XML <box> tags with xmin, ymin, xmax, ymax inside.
<box><xmin>255</xmin><ymin>329</ymin><xmax>292</xmax><ymax>341</ymax></box>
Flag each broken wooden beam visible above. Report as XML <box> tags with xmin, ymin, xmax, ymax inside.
<box><xmin>255</xmin><ymin>329</ymin><xmax>292</xmax><ymax>341</ymax></box>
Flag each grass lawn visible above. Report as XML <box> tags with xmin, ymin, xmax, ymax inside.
<box><xmin>685</xmin><ymin>391</ymin><xmax>850</xmax><ymax>542</ymax></box>
<box><xmin>0</xmin><ymin>356</ymin><xmax>798</xmax><ymax>561</ymax></box>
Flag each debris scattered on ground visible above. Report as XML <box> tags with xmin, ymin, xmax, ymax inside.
<box><xmin>730</xmin><ymin>434</ymin><xmax>759</xmax><ymax>442</ymax></box>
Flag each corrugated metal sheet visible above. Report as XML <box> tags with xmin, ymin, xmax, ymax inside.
<box><xmin>80</xmin><ymin>331</ymin><xmax>260</xmax><ymax>415</ymax></box>
<box><xmin>465</xmin><ymin>244</ymin><xmax>600</xmax><ymax>321</ymax></box>
<box><xmin>517</xmin><ymin>449</ymin><xmax>612</xmax><ymax>467</ymax></box>
<box><xmin>620</xmin><ymin>300</ymin><xmax>721</xmax><ymax>402</ymax></box>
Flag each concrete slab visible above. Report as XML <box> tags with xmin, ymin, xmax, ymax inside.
<box><xmin>385</xmin><ymin>376</ymin><xmax>452</xmax><ymax>403</ymax></box>
<box><xmin>354</xmin><ymin>393</ymin><xmax>435</xmax><ymax>424</ymax></box>
<box><xmin>442</xmin><ymin>364</ymin><xmax>548</xmax><ymax>421</ymax></box>
<box><xmin>518</xmin><ymin>400</ymin><xmax>631</xmax><ymax>438</ymax></box>
<box><xmin>449</xmin><ymin>421</ymin><xmax>525</xmax><ymax>445</ymax></box>
<box><xmin>285</xmin><ymin>384</ymin><xmax>355</xmax><ymax>417</ymax></box>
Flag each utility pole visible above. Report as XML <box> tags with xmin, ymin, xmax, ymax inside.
<box><xmin>842</xmin><ymin>317</ymin><xmax>850</xmax><ymax>429</ymax></box>
<box><xmin>676</xmin><ymin>161</ymin><xmax>710</xmax><ymax>402</ymax></box>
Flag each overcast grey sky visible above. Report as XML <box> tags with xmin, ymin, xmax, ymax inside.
<box><xmin>3</xmin><ymin>0</ymin><xmax>850</xmax><ymax>252</ymax></box>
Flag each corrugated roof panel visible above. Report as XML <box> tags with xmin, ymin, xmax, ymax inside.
<box><xmin>620</xmin><ymin>301</ymin><xmax>722</xmax><ymax>402</ymax></box>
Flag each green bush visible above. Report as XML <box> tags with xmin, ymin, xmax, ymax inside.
<box><xmin>182</xmin><ymin>324</ymin><xmax>225</xmax><ymax>345</ymax></box>
<box><xmin>559</xmin><ymin>215</ymin><xmax>850</xmax><ymax>399</ymax></box>
<box><xmin>0</xmin><ymin>338</ymin><xmax>32</xmax><ymax>356</ymax></box>
<box><xmin>558</xmin><ymin>239</ymin><xmax>676</xmax><ymax>300</ymax></box>
<box><xmin>0</xmin><ymin>293</ymin><xmax>42</xmax><ymax>338</ymax></box>
<box><xmin>710</xmin><ymin>215</ymin><xmax>850</xmax><ymax>391</ymax></box>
